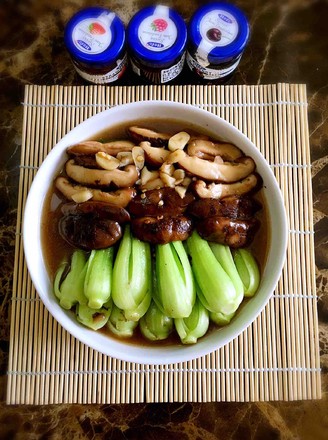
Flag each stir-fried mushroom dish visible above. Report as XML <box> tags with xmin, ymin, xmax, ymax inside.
<box><xmin>46</xmin><ymin>121</ymin><xmax>268</xmax><ymax>344</ymax></box>
<box><xmin>54</xmin><ymin>125</ymin><xmax>263</xmax><ymax>250</ymax></box>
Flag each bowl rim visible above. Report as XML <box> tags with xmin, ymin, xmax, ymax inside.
<box><xmin>23</xmin><ymin>100</ymin><xmax>288</xmax><ymax>365</ymax></box>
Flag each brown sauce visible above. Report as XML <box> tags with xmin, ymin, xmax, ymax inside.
<box><xmin>41</xmin><ymin>118</ymin><xmax>271</xmax><ymax>345</ymax></box>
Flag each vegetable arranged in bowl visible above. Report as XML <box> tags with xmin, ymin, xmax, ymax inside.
<box><xmin>44</xmin><ymin>121</ymin><xmax>264</xmax><ymax>345</ymax></box>
<box><xmin>24</xmin><ymin>101</ymin><xmax>287</xmax><ymax>364</ymax></box>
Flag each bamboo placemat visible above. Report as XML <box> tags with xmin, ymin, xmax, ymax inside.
<box><xmin>7</xmin><ymin>83</ymin><xmax>321</xmax><ymax>404</ymax></box>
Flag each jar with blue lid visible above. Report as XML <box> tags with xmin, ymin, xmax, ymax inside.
<box><xmin>64</xmin><ymin>7</ymin><xmax>127</xmax><ymax>84</ymax></box>
<box><xmin>127</xmin><ymin>5</ymin><xmax>187</xmax><ymax>84</ymax></box>
<box><xmin>187</xmin><ymin>2</ymin><xmax>250</xmax><ymax>82</ymax></box>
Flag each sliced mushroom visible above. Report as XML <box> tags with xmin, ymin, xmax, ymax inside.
<box><xmin>188</xmin><ymin>133</ymin><xmax>210</xmax><ymax>142</ymax></box>
<box><xmin>67</xmin><ymin>140</ymin><xmax>135</xmax><ymax>156</ymax></box>
<box><xmin>127</xmin><ymin>126</ymin><xmax>171</xmax><ymax>148</ymax></box>
<box><xmin>65</xmin><ymin>160</ymin><xmax>139</xmax><ymax>188</ymax></box>
<box><xmin>168</xmin><ymin>150</ymin><xmax>256</xmax><ymax>183</ymax></box>
<box><xmin>140</xmin><ymin>141</ymin><xmax>170</xmax><ymax>166</ymax></box>
<box><xmin>131</xmin><ymin>215</ymin><xmax>193</xmax><ymax>244</ymax></box>
<box><xmin>193</xmin><ymin>174</ymin><xmax>262</xmax><ymax>199</ymax></box>
<box><xmin>196</xmin><ymin>216</ymin><xmax>260</xmax><ymax>248</ymax></box>
<box><xmin>187</xmin><ymin>139</ymin><xmax>243</xmax><ymax>161</ymax></box>
<box><xmin>55</xmin><ymin>177</ymin><xmax>136</xmax><ymax>207</ymax></box>
<box><xmin>73</xmin><ymin>155</ymin><xmax>99</xmax><ymax>168</ymax></box>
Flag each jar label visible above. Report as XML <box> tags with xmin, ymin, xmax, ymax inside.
<box><xmin>186</xmin><ymin>51</ymin><xmax>241</xmax><ymax>80</ymax></box>
<box><xmin>199</xmin><ymin>9</ymin><xmax>239</xmax><ymax>47</ymax></box>
<box><xmin>138</xmin><ymin>5</ymin><xmax>177</xmax><ymax>52</ymax></box>
<box><xmin>130</xmin><ymin>53</ymin><xmax>185</xmax><ymax>84</ymax></box>
<box><xmin>161</xmin><ymin>52</ymin><xmax>185</xmax><ymax>83</ymax></box>
<box><xmin>72</xmin><ymin>13</ymin><xmax>115</xmax><ymax>55</ymax></box>
<box><xmin>73</xmin><ymin>53</ymin><xmax>127</xmax><ymax>84</ymax></box>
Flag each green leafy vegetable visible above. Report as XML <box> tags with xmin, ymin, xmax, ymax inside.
<box><xmin>140</xmin><ymin>300</ymin><xmax>174</xmax><ymax>341</ymax></box>
<box><xmin>175</xmin><ymin>298</ymin><xmax>209</xmax><ymax>344</ymax></box>
<box><xmin>187</xmin><ymin>231</ymin><xmax>240</xmax><ymax>315</ymax></box>
<box><xmin>84</xmin><ymin>248</ymin><xmax>114</xmax><ymax>309</ymax></box>
<box><xmin>154</xmin><ymin>240</ymin><xmax>196</xmax><ymax>318</ymax></box>
<box><xmin>76</xmin><ymin>302</ymin><xmax>111</xmax><ymax>330</ymax></box>
<box><xmin>209</xmin><ymin>242</ymin><xmax>244</xmax><ymax>305</ymax></box>
<box><xmin>107</xmin><ymin>303</ymin><xmax>138</xmax><ymax>337</ymax></box>
<box><xmin>112</xmin><ymin>225</ymin><xmax>152</xmax><ymax>321</ymax></box>
<box><xmin>54</xmin><ymin>250</ymin><xmax>87</xmax><ymax>310</ymax></box>
<box><xmin>233</xmin><ymin>249</ymin><xmax>260</xmax><ymax>297</ymax></box>
<box><xmin>210</xmin><ymin>310</ymin><xmax>236</xmax><ymax>326</ymax></box>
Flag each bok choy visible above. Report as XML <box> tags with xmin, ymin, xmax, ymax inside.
<box><xmin>233</xmin><ymin>249</ymin><xmax>260</xmax><ymax>297</ymax></box>
<box><xmin>187</xmin><ymin>231</ymin><xmax>241</xmax><ymax>315</ymax></box>
<box><xmin>76</xmin><ymin>301</ymin><xmax>112</xmax><ymax>330</ymax></box>
<box><xmin>84</xmin><ymin>248</ymin><xmax>114</xmax><ymax>309</ymax></box>
<box><xmin>112</xmin><ymin>225</ymin><xmax>152</xmax><ymax>321</ymax></box>
<box><xmin>175</xmin><ymin>298</ymin><xmax>209</xmax><ymax>344</ymax></box>
<box><xmin>154</xmin><ymin>240</ymin><xmax>195</xmax><ymax>318</ymax></box>
<box><xmin>107</xmin><ymin>303</ymin><xmax>138</xmax><ymax>337</ymax></box>
<box><xmin>54</xmin><ymin>250</ymin><xmax>87</xmax><ymax>310</ymax></box>
<box><xmin>140</xmin><ymin>300</ymin><xmax>173</xmax><ymax>341</ymax></box>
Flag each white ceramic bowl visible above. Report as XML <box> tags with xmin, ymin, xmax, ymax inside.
<box><xmin>23</xmin><ymin>101</ymin><xmax>288</xmax><ymax>365</ymax></box>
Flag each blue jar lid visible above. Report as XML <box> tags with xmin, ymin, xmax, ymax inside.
<box><xmin>64</xmin><ymin>7</ymin><xmax>125</xmax><ymax>65</ymax></box>
<box><xmin>188</xmin><ymin>2</ymin><xmax>250</xmax><ymax>64</ymax></box>
<box><xmin>127</xmin><ymin>5</ymin><xmax>187</xmax><ymax>66</ymax></box>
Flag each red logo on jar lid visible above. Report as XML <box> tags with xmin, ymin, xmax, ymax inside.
<box><xmin>151</xmin><ymin>18</ymin><xmax>168</xmax><ymax>32</ymax></box>
<box><xmin>89</xmin><ymin>22</ymin><xmax>106</xmax><ymax>35</ymax></box>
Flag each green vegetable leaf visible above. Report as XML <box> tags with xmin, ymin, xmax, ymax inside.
<box><xmin>140</xmin><ymin>300</ymin><xmax>174</xmax><ymax>341</ymax></box>
<box><xmin>53</xmin><ymin>250</ymin><xmax>88</xmax><ymax>310</ymax></box>
<box><xmin>175</xmin><ymin>298</ymin><xmax>209</xmax><ymax>344</ymax></box>
<box><xmin>76</xmin><ymin>303</ymin><xmax>111</xmax><ymax>330</ymax></box>
<box><xmin>154</xmin><ymin>240</ymin><xmax>196</xmax><ymax>318</ymax></box>
<box><xmin>210</xmin><ymin>310</ymin><xmax>235</xmax><ymax>326</ymax></box>
<box><xmin>84</xmin><ymin>247</ymin><xmax>114</xmax><ymax>309</ymax></box>
<box><xmin>112</xmin><ymin>225</ymin><xmax>152</xmax><ymax>321</ymax></box>
<box><xmin>187</xmin><ymin>231</ymin><xmax>239</xmax><ymax>315</ymax></box>
<box><xmin>107</xmin><ymin>303</ymin><xmax>138</xmax><ymax>337</ymax></box>
<box><xmin>233</xmin><ymin>249</ymin><xmax>260</xmax><ymax>297</ymax></box>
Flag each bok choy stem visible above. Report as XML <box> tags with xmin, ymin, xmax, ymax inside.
<box><xmin>175</xmin><ymin>298</ymin><xmax>209</xmax><ymax>344</ymax></box>
<box><xmin>107</xmin><ymin>303</ymin><xmax>138</xmax><ymax>337</ymax></box>
<box><xmin>84</xmin><ymin>248</ymin><xmax>114</xmax><ymax>309</ymax></box>
<box><xmin>112</xmin><ymin>225</ymin><xmax>152</xmax><ymax>321</ymax></box>
<box><xmin>187</xmin><ymin>231</ymin><xmax>239</xmax><ymax>315</ymax></box>
<box><xmin>233</xmin><ymin>249</ymin><xmax>260</xmax><ymax>297</ymax></box>
<box><xmin>140</xmin><ymin>300</ymin><xmax>174</xmax><ymax>341</ymax></box>
<box><xmin>54</xmin><ymin>250</ymin><xmax>87</xmax><ymax>310</ymax></box>
<box><xmin>154</xmin><ymin>240</ymin><xmax>195</xmax><ymax>318</ymax></box>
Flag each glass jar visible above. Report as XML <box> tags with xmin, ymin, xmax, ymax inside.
<box><xmin>186</xmin><ymin>2</ymin><xmax>250</xmax><ymax>83</ymax></box>
<box><xmin>127</xmin><ymin>5</ymin><xmax>187</xmax><ymax>84</ymax></box>
<box><xmin>64</xmin><ymin>7</ymin><xmax>127</xmax><ymax>84</ymax></box>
